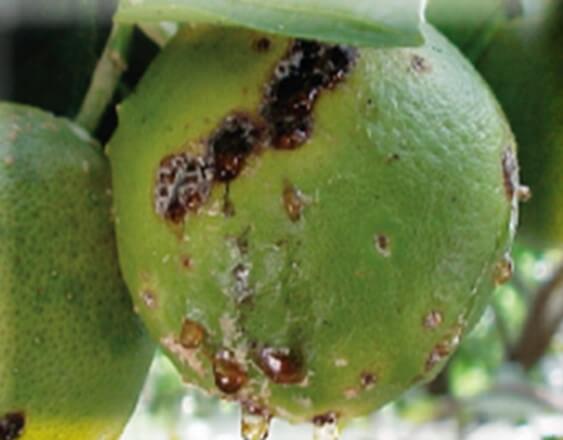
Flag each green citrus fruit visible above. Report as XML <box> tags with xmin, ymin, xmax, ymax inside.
<box><xmin>0</xmin><ymin>103</ymin><xmax>154</xmax><ymax>440</ymax></box>
<box><xmin>108</xmin><ymin>24</ymin><xmax>519</xmax><ymax>428</ymax></box>
<box><xmin>429</xmin><ymin>0</ymin><xmax>563</xmax><ymax>247</ymax></box>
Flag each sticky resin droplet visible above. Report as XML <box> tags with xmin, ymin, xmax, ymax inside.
<box><xmin>312</xmin><ymin>413</ymin><xmax>339</xmax><ymax>440</ymax></box>
<box><xmin>213</xmin><ymin>349</ymin><xmax>248</xmax><ymax>394</ymax></box>
<box><xmin>494</xmin><ymin>254</ymin><xmax>514</xmax><ymax>285</ymax></box>
<box><xmin>241</xmin><ymin>404</ymin><xmax>271</xmax><ymax>440</ymax></box>
<box><xmin>256</xmin><ymin>347</ymin><xmax>306</xmax><ymax>384</ymax></box>
<box><xmin>179</xmin><ymin>318</ymin><xmax>206</xmax><ymax>349</ymax></box>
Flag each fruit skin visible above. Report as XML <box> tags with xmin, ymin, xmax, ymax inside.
<box><xmin>0</xmin><ymin>103</ymin><xmax>154</xmax><ymax>439</ymax></box>
<box><xmin>429</xmin><ymin>0</ymin><xmax>563</xmax><ymax>247</ymax></box>
<box><xmin>109</xmin><ymin>24</ymin><xmax>517</xmax><ymax>424</ymax></box>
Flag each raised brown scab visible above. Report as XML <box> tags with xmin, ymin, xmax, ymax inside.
<box><xmin>502</xmin><ymin>147</ymin><xmax>518</xmax><ymax>201</ymax></box>
<box><xmin>256</xmin><ymin>347</ymin><xmax>306</xmax><ymax>384</ymax></box>
<box><xmin>425</xmin><ymin>341</ymin><xmax>451</xmax><ymax>372</ymax></box>
<box><xmin>141</xmin><ymin>289</ymin><xmax>158</xmax><ymax>309</ymax></box>
<box><xmin>179</xmin><ymin>318</ymin><xmax>206</xmax><ymax>349</ymax></box>
<box><xmin>155</xmin><ymin>153</ymin><xmax>214</xmax><ymax>223</ymax></box>
<box><xmin>0</xmin><ymin>412</ymin><xmax>25</xmax><ymax>440</ymax></box>
<box><xmin>312</xmin><ymin>411</ymin><xmax>339</xmax><ymax>426</ymax></box>
<box><xmin>283</xmin><ymin>182</ymin><xmax>306</xmax><ymax>222</ymax></box>
<box><xmin>374</xmin><ymin>234</ymin><xmax>391</xmax><ymax>257</ymax></box>
<box><xmin>213</xmin><ymin>349</ymin><xmax>248</xmax><ymax>394</ymax></box>
<box><xmin>410</xmin><ymin>54</ymin><xmax>431</xmax><ymax>73</ymax></box>
<box><xmin>263</xmin><ymin>40</ymin><xmax>357</xmax><ymax>149</ymax></box>
<box><xmin>209</xmin><ymin>113</ymin><xmax>265</xmax><ymax>182</ymax></box>
<box><xmin>180</xmin><ymin>255</ymin><xmax>192</xmax><ymax>270</ymax></box>
<box><xmin>253</xmin><ymin>37</ymin><xmax>272</xmax><ymax>52</ymax></box>
<box><xmin>360</xmin><ymin>372</ymin><xmax>377</xmax><ymax>390</ymax></box>
<box><xmin>424</xmin><ymin>310</ymin><xmax>443</xmax><ymax>329</ymax></box>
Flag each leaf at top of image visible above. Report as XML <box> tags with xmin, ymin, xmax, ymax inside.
<box><xmin>115</xmin><ymin>0</ymin><xmax>426</xmax><ymax>48</ymax></box>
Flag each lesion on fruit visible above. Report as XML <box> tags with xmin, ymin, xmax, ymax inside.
<box><xmin>0</xmin><ymin>411</ymin><xmax>25</xmax><ymax>440</ymax></box>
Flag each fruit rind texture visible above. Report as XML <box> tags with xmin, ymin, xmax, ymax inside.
<box><xmin>0</xmin><ymin>103</ymin><xmax>154</xmax><ymax>440</ymax></box>
<box><xmin>109</xmin><ymin>24</ymin><xmax>518</xmax><ymax>423</ymax></box>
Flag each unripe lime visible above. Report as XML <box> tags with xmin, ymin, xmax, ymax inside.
<box><xmin>0</xmin><ymin>103</ymin><xmax>154</xmax><ymax>439</ymax></box>
<box><xmin>109</xmin><ymin>24</ymin><xmax>518</xmax><ymax>426</ymax></box>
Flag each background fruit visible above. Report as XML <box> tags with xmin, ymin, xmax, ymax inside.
<box><xmin>429</xmin><ymin>0</ymin><xmax>563</xmax><ymax>247</ymax></box>
<box><xmin>0</xmin><ymin>103</ymin><xmax>154</xmax><ymax>439</ymax></box>
<box><xmin>109</xmin><ymin>23</ymin><xmax>517</xmax><ymax>426</ymax></box>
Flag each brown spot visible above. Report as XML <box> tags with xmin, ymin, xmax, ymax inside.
<box><xmin>263</xmin><ymin>40</ymin><xmax>357</xmax><ymax>149</ymax></box>
<box><xmin>410</xmin><ymin>54</ymin><xmax>431</xmax><ymax>73</ymax></box>
<box><xmin>253</xmin><ymin>37</ymin><xmax>271</xmax><ymax>52</ymax></box>
<box><xmin>494</xmin><ymin>254</ymin><xmax>513</xmax><ymax>285</ymax></box>
<box><xmin>180</xmin><ymin>255</ymin><xmax>193</xmax><ymax>270</ymax></box>
<box><xmin>516</xmin><ymin>185</ymin><xmax>532</xmax><ymax>202</ymax></box>
<box><xmin>385</xmin><ymin>153</ymin><xmax>401</xmax><ymax>164</ymax></box>
<box><xmin>141</xmin><ymin>290</ymin><xmax>158</xmax><ymax>309</ymax></box>
<box><xmin>374</xmin><ymin>234</ymin><xmax>391</xmax><ymax>257</ymax></box>
<box><xmin>344</xmin><ymin>388</ymin><xmax>359</xmax><ymax>399</ymax></box>
<box><xmin>0</xmin><ymin>412</ymin><xmax>25</xmax><ymax>440</ymax></box>
<box><xmin>208</xmin><ymin>113</ymin><xmax>265</xmax><ymax>182</ymax></box>
<box><xmin>155</xmin><ymin>153</ymin><xmax>214</xmax><ymax>223</ymax></box>
<box><xmin>283</xmin><ymin>182</ymin><xmax>306</xmax><ymax>222</ymax></box>
<box><xmin>425</xmin><ymin>341</ymin><xmax>451</xmax><ymax>372</ymax></box>
<box><xmin>235</xmin><ymin>227</ymin><xmax>251</xmax><ymax>255</ymax></box>
<box><xmin>255</xmin><ymin>347</ymin><xmax>306</xmax><ymax>384</ymax></box>
<box><xmin>424</xmin><ymin>310</ymin><xmax>443</xmax><ymax>329</ymax></box>
<box><xmin>360</xmin><ymin>372</ymin><xmax>377</xmax><ymax>390</ymax></box>
<box><xmin>312</xmin><ymin>411</ymin><xmax>339</xmax><ymax>426</ymax></box>
<box><xmin>179</xmin><ymin>318</ymin><xmax>206</xmax><ymax>349</ymax></box>
<box><xmin>502</xmin><ymin>147</ymin><xmax>519</xmax><ymax>201</ymax></box>
<box><xmin>3</xmin><ymin>155</ymin><xmax>14</xmax><ymax>166</ymax></box>
<box><xmin>213</xmin><ymin>349</ymin><xmax>248</xmax><ymax>394</ymax></box>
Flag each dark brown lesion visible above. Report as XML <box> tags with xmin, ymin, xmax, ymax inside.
<box><xmin>209</xmin><ymin>113</ymin><xmax>266</xmax><ymax>182</ymax></box>
<box><xmin>154</xmin><ymin>153</ymin><xmax>214</xmax><ymax>223</ymax></box>
<box><xmin>262</xmin><ymin>40</ymin><xmax>358</xmax><ymax>149</ymax></box>
<box><xmin>0</xmin><ymin>412</ymin><xmax>25</xmax><ymax>440</ymax></box>
<box><xmin>154</xmin><ymin>38</ymin><xmax>358</xmax><ymax>222</ymax></box>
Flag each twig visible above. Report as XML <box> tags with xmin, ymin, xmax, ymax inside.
<box><xmin>75</xmin><ymin>23</ymin><xmax>134</xmax><ymax>134</ymax></box>
<box><xmin>509</xmin><ymin>262</ymin><xmax>563</xmax><ymax>369</ymax></box>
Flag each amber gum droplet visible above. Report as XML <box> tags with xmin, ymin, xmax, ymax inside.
<box><xmin>179</xmin><ymin>318</ymin><xmax>206</xmax><ymax>349</ymax></box>
<box><xmin>241</xmin><ymin>405</ymin><xmax>271</xmax><ymax>440</ymax></box>
<box><xmin>256</xmin><ymin>347</ymin><xmax>306</xmax><ymax>384</ymax></box>
<box><xmin>213</xmin><ymin>349</ymin><xmax>248</xmax><ymax>394</ymax></box>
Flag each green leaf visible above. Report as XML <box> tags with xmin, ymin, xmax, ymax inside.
<box><xmin>115</xmin><ymin>0</ymin><xmax>425</xmax><ymax>48</ymax></box>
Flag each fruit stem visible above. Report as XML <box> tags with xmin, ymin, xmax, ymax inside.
<box><xmin>75</xmin><ymin>22</ymin><xmax>134</xmax><ymax>134</ymax></box>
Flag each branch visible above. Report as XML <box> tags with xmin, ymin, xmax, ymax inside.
<box><xmin>509</xmin><ymin>262</ymin><xmax>563</xmax><ymax>369</ymax></box>
<box><xmin>75</xmin><ymin>23</ymin><xmax>134</xmax><ymax>134</ymax></box>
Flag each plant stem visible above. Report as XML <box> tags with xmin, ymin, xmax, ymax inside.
<box><xmin>509</xmin><ymin>262</ymin><xmax>563</xmax><ymax>369</ymax></box>
<box><xmin>75</xmin><ymin>23</ymin><xmax>134</xmax><ymax>134</ymax></box>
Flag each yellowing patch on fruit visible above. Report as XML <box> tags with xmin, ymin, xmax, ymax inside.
<box><xmin>0</xmin><ymin>103</ymin><xmax>154</xmax><ymax>440</ymax></box>
<box><xmin>109</xmin><ymin>24</ymin><xmax>521</xmax><ymax>429</ymax></box>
